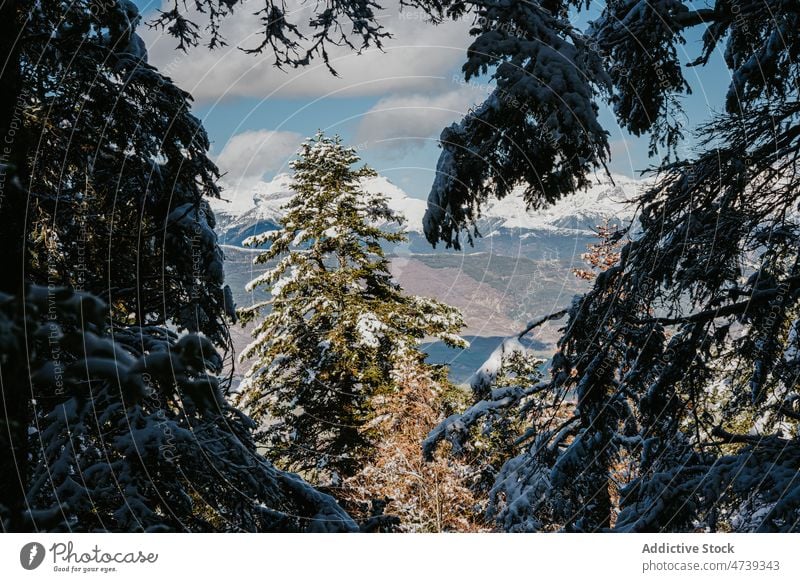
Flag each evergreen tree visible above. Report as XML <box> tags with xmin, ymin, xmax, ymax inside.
<box><xmin>19</xmin><ymin>0</ymin><xmax>233</xmax><ymax>346</ymax></box>
<box><xmin>237</xmin><ymin>133</ymin><xmax>467</xmax><ymax>483</ymax></box>
<box><xmin>0</xmin><ymin>2</ymin><xmax>355</xmax><ymax>532</ymax></box>
<box><xmin>416</xmin><ymin>0</ymin><xmax>705</xmax><ymax>247</ymax></box>
<box><xmin>0</xmin><ymin>284</ymin><xmax>356</xmax><ymax>532</ymax></box>
<box><xmin>418</xmin><ymin>1</ymin><xmax>800</xmax><ymax>532</ymax></box>
<box><xmin>0</xmin><ymin>0</ymin><xmax>235</xmax><ymax>531</ymax></box>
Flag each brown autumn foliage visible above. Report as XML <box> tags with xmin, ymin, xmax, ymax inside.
<box><xmin>573</xmin><ymin>219</ymin><xmax>622</xmax><ymax>281</ymax></box>
<box><xmin>340</xmin><ymin>356</ymin><xmax>489</xmax><ymax>532</ymax></box>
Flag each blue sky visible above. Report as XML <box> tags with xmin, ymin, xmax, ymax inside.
<box><xmin>134</xmin><ymin>1</ymin><xmax>732</xmax><ymax>206</ymax></box>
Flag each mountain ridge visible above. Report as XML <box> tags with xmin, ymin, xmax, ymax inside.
<box><xmin>211</xmin><ymin>172</ymin><xmax>646</xmax><ymax>247</ymax></box>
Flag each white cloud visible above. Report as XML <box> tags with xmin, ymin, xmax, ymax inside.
<box><xmin>140</xmin><ymin>1</ymin><xmax>472</xmax><ymax>102</ymax></box>
<box><xmin>214</xmin><ymin>130</ymin><xmax>302</xmax><ymax>210</ymax></box>
<box><xmin>355</xmin><ymin>85</ymin><xmax>491</xmax><ymax>157</ymax></box>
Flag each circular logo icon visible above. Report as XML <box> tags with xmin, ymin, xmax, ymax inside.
<box><xmin>20</xmin><ymin>542</ymin><xmax>46</xmax><ymax>570</ymax></box>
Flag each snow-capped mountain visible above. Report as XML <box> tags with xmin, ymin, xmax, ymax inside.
<box><xmin>211</xmin><ymin>174</ymin><xmax>428</xmax><ymax>246</ymax></box>
<box><xmin>480</xmin><ymin>173</ymin><xmax>644</xmax><ymax>236</ymax></box>
<box><xmin>211</xmin><ymin>172</ymin><xmax>645</xmax><ymax>248</ymax></box>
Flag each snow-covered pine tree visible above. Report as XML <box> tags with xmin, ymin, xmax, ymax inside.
<box><xmin>237</xmin><ymin>132</ymin><xmax>467</xmax><ymax>484</ymax></box>
<box><xmin>420</xmin><ymin>1</ymin><xmax>800</xmax><ymax>532</ymax></box>
<box><xmin>0</xmin><ymin>2</ymin><xmax>357</xmax><ymax>532</ymax></box>
<box><xmin>0</xmin><ymin>284</ymin><xmax>356</xmax><ymax>532</ymax></box>
<box><xmin>417</xmin><ymin>0</ymin><xmax>614</xmax><ymax>248</ymax></box>
<box><xmin>0</xmin><ymin>1</ymin><xmax>236</xmax><ymax>530</ymax></box>
<box><xmin>423</xmin><ymin>332</ymin><xmax>578</xmax><ymax>531</ymax></box>
<box><xmin>17</xmin><ymin>0</ymin><xmax>233</xmax><ymax>347</ymax></box>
